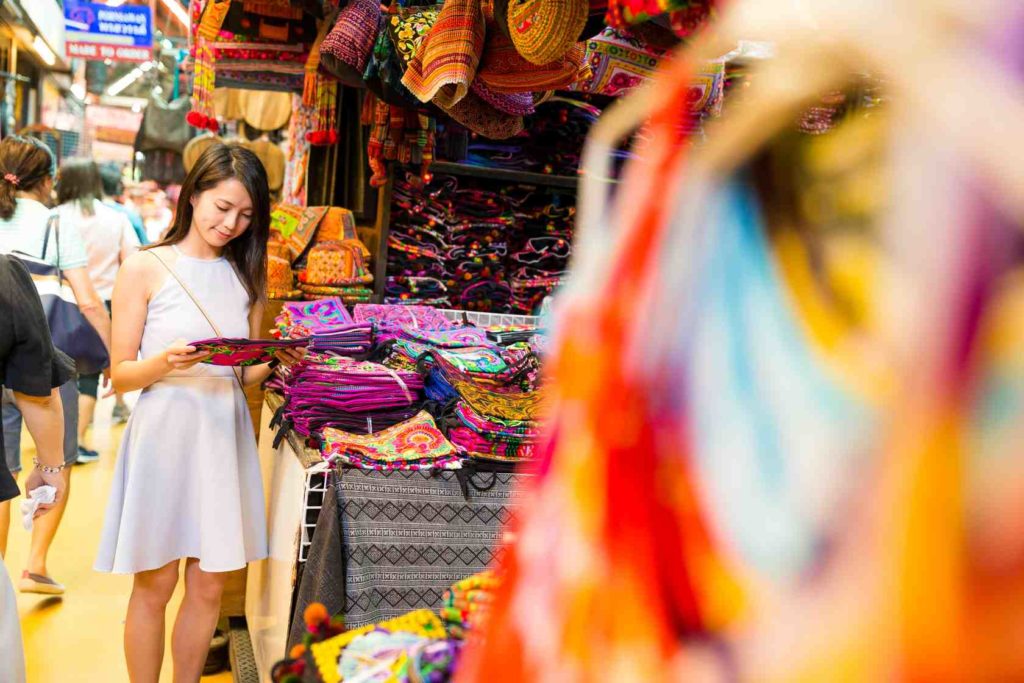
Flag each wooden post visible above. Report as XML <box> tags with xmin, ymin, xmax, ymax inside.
<box><xmin>371</xmin><ymin>164</ymin><xmax>394</xmax><ymax>304</ymax></box>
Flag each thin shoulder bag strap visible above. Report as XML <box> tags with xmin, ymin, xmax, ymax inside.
<box><xmin>41</xmin><ymin>214</ymin><xmax>62</xmax><ymax>274</ymax></box>
<box><xmin>147</xmin><ymin>249</ymin><xmax>246</xmax><ymax>394</ymax></box>
<box><xmin>41</xmin><ymin>216</ymin><xmax>52</xmax><ymax>262</ymax></box>
<box><xmin>53</xmin><ymin>214</ymin><xmax>61</xmax><ymax>272</ymax></box>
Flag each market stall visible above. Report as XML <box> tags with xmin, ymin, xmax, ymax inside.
<box><xmin>180</xmin><ymin>1</ymin><xmax>712</xmax><ymax>681</ymax></box>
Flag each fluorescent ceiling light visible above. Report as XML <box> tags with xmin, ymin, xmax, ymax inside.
<box><xmin>107</xmin><ymin>60</ymin><xmax>156</xmax><ymax>96</ymax></box>
<box><xmin>106</xmin><ymin>0</ymin><xmax>127</xmax><ymax>6</ymax></box>
<box><xmin>159</xmin><ymin>0</ymin><xmax>190</xmax><ymax>27</ymax></box>
<box><xmin>71</xmin><ymin>83</ymin><xmax>86</xmax><ymax>99</ymax></box>
<box><xmin>32</xmin><ymin>36</ymin><xmax>56</xmax><ymax>66</ymax></box>
<box><xmin>107</xmin><ymin>68</ymin><xmax>142</xmax><ymax>96</ymax></box>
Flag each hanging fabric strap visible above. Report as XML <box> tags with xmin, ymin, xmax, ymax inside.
<box><xmin>147</xmin><ymin>249</ymin><xmax>247</xmax><ymax>395</ymax></box>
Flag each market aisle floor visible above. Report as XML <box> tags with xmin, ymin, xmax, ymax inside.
<box><xmin>4</xmin><ymin>394</ymin><xmax>233</xmax><ymax>683</ymax></box>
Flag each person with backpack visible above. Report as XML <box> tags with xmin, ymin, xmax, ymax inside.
<box><xmin>55</xmin><ymin>159</ymin><xmax>139</xmax><ymax>452</ymax></box>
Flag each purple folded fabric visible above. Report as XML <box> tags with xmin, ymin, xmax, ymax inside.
<box><xmin>276</xmin><ymin>297</ymin><xmax>355</xmax><ymax>338</ymax></box>
<box><xmin>398</xmin><ymin>325</ymin><xmax>490</xmax><ymax>348</ymax></box>
<box><xmin>308</xmin><ymin>322</ymin><xmax>374</xmax><ymax>355</ymax></box>
<box><xmin>277</xmin><ymin>354</ymin><xmax>425</xmax><ymax>439</ymax></box>
<box><xmin>353</xmin><ymin>304</ymin><xmax>455</xmax><ymax>342</ymax></box>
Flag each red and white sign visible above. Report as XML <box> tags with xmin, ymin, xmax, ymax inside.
<box><xmin>67</xmin><ymin>41</ymin><xmax>151</xmax><ymax>62</ymax></box>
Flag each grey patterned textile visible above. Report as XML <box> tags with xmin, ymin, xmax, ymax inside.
<box><xmin>335</xmin><ymin>467</ymin><xmax>524</xmax><ymax>630</ymax></box>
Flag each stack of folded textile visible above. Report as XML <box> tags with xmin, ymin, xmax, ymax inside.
<box><xmin>420</xmin><ymin>345</ymin><xmax>538</xmax><ymax>397</ymax></box>
<box><xmin>307</xmin><ymin>323</ymin><xmax>375</xmax><ymax>356</ymax></box>
<box><xmin>274</xmin><ymin>297</ymin><xmax>354</xmax><ymax>339</ymax></box>
<box><xmin>385</xmin><ymin>178</ymin><xmax>451</xmax><ymax>305</ymax></box>
<box><xmin>385</xmin><ymin>276</ymin><xmax>450</xmax><ymax>306</ymax></box>
<box><xmin>382</xmin><ymin>326</ymin><xmax>493</xmax><ymax>372</ymax></box>
<box><xmin>445</xmin><ymin>376</ymin><xmax>543</xmax><ymax>463</ymax></box>
<box><xmin>400</xmin><ymin>326</ymin><xmax>489</xmax><ymax>348</ymax></box>
<box><xmin>439</xmin><ymin>570</ymin><xmax>500</xmax><ymax>641</ymax></box>
<box><xmin>387</xmin><ymin>176</ymin><xmax>520</xmax><ymax>311</ymax></box>
<box><xmin>447</xmin><ymin>401</ymin><xmax>539</xmax><ymax>462</ymax></box>
<box><xmin>266</xmin><ymin>254</ymin><xmax>301</xmax><ymax>300</ymax></box>
<box><xmin>276</xmin><ymin>354</ymin><xmax>424</xmax><ymax>439</ymax></box>
<box><xmin>353</xmin><ymin>304</ymin><xmax>455</xmax><ymax>343</ymax></box>
<box><xmin>505</xmin><ymin>194</ymin><xmax>575</xmax><ymax>314</ymax></box>
<box><xmin>387</xmin><ymin>174</ymin><xmax>575</xmax><ymax>313</ymax></box>
<box><xmin>415</xmin><ymin>346</ymin><xmax>543</xmax><ymax>463</ymax></box>
<box><xmin>299</xmin><ymin>239</ymin><xmax>375</xmax><ymax>304</ymax></box>
<box><xmin>320</xmin><ymin>411</ymin><xmax>462</xmax><ymax>471</ymax></box>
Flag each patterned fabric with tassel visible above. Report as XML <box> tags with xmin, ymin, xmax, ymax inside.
<box><xmin>187</xmin><ymin>37</ymin><xmax>221</xmax><ymax>132</ymax></box>
<box><xmin>363</xmin><ymin>93</ymin><xmax>436</xmax><ymax>187</ymax></box>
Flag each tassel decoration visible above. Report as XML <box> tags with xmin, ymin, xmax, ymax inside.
<box><xmin>188</xmin><ymin>37</ymin><xmax>219</xmax><ymax>130</ymax></box>
<box><xmin>305</xmin><ymin>76</ymin><xmax>339</xmax><ymax>146</ymax></box>
<box><xmin>303</xmin><ymin>11</ymin><xmax>335</xmax><ymax>107</ymax></box>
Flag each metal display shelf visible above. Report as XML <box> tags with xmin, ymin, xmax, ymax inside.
<box><xmin>427</xmin><ymin>161</ymin><xmax>579</xmax><ymax>189</ymax></box>
<box><xmin>436</xmin><ymin>308</ymin><xmax>539</xmax><ymax>328</ymax></box>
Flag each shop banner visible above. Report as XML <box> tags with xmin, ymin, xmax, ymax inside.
<box><xmin>64</xmin><ymin>1</ymin><xmax>153</xmax><ymax>63</ymax></box>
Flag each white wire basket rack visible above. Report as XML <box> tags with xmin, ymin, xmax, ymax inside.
<box><xmin>436</xmin><ymin>309</ymin><xmax>539</xmax><ymax>328</ymax></box>
<box><xmin>299</xmin><ymin>467</ymin><xmax>331</xmax><ymax>565</ymax></box>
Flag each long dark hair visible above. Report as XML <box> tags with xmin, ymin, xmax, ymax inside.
<box><xmin>148</xmin><ymin>143</ymin><xmax>269</xmax><ymax>306</ymax></box>
<box><xmin>0</xmin><ymin>136</ymin><xmax>55</xmax><ymax>220</ymax></box>
<box><xmin>57</xmin><ymin>158</ymin><xmax>103</xmax><ymax>216</ymax></box>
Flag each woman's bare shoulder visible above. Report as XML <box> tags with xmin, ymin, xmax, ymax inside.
<box><xmin>118</xmin><ymin>248</ymin><xmax>174</xmax><ymax>295</ymax></box>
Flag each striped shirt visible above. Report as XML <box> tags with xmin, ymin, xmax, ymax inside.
<box><xmin>0</xmin><ymin>198</ymin><xmax>89</xmax><ymax>270</ymax></box>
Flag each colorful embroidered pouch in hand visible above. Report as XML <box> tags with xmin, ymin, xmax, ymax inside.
<box><xmin>190</xmin><ymin>337</ymin><xmax>308</xmax><ymax>366</ymax></box>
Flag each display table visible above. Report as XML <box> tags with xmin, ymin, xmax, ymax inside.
<box><xmin>245</xmin><ymin>394</ymin><xmax>322</xmax><ymax>682</ymax></box>
<box><xmin>245</xmin><ymin>393</ymin><xmax>529</xmax><ymax>681</ymax></box>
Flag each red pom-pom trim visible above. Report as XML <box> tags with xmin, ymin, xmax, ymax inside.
<box><xmin>206</xmin><ymin>118</ymin><xmax>220</xmax><ymax>132</ymax></box>
<box><xmin>326</xmin><ymin>130</ymin><xmax>339</xmax><ymax>145</ymax></box>
<box><xmin>305</xmin><ymin>131</ymin><xmax>315</xmax><ymax>143</ymax></box>
<box><xmin>186</xmin><ymin>111</ymin><xmax>207</xmax><ymax>129</ymax></box>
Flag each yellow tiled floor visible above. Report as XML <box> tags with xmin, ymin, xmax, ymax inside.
<box><xmin>4</xmin><ymin>395</ymin><xmax>233</xmax><ymax>683</ymax></box>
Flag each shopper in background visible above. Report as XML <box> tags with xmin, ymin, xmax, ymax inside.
<box><xmin>0</xmin><ymin>253</ymin><xmax>75</xmax><ymax>683</ymax></box>
<box><xmin>100</xmin><ymin>162</ymin><xmax>148</xmax><ymax>246</ymax></box>
<box><xmin>0</xmin><ymin>136</ymin><xmax>111</xmax><ymax>596</ymax></box>
<box><xmin>95</xmin><ymin>144</ymin><xmax>299</xmax><ymax>681</ymax></box>
<box><xmin>56</xmin><ymin>159</ymin><xmax>140</xmax><ymax>456</ymax></box>
<box><xmin>135</xmin><ymin>182</ymin><xmax>174</xmax><ymax>243</ymax></box>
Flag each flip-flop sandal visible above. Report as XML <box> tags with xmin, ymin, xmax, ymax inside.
<box><xmin>19</xmin><ymin>571</ymin><xmax>65</xmax><ymax>595</ymax></box>
<box><xmin>204</xmin><ymin>629</ymin><xmax>229</xmax><ymax>675</ymax></box>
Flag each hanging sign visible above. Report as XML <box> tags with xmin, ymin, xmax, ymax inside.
<box><xmin>64</xmin><ymin>1</ymin><xmax>153</xmax><ymax>63</ymax></box>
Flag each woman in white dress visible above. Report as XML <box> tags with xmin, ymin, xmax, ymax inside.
<box><xmin>96</xmin><ymin>144</ymin><xmax>301</xmax><ymax>682</ymax></box>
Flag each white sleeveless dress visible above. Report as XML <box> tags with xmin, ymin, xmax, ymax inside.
<box><xmin>95</xmin><ymin>248</ymin><xmax>268</xmax><ymax>574</ymax></box>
